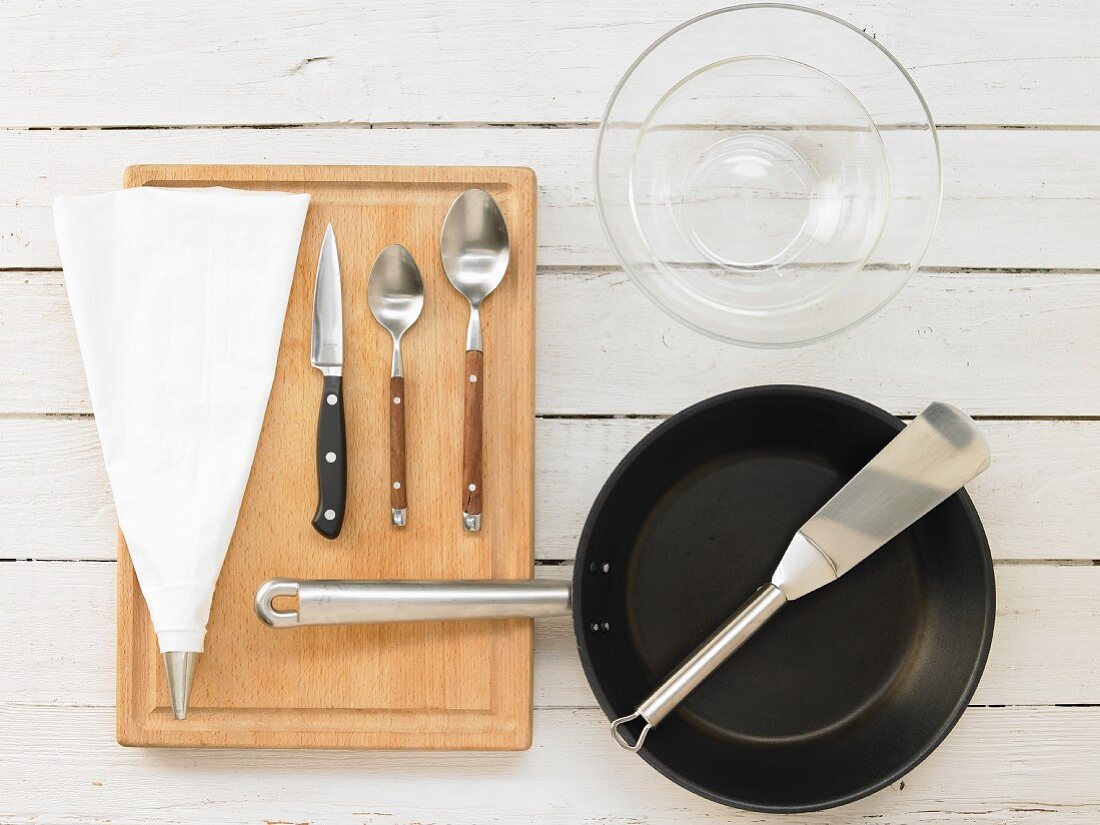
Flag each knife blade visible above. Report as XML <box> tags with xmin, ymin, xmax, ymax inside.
<box><xmin>310</xmin><ymin>224</ymin><xmax>346</xmax><ymax>539</ymax></box>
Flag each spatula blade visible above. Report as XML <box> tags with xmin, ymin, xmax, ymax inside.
<box><xmin>773</xmin><ymin>402</ymin><xmax>991</xmax><ymax>600</ymax></box>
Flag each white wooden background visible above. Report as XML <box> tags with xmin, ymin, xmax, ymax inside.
<box><xmin>1</xmin><ymin>1</ymin><xmax>1097</xmax><ymax>822</ymax></box>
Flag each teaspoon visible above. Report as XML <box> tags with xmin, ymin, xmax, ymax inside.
<box><xmin>368</xmin><ymin>244</ymin><xmax>425</xmax><ymax>527</ymax></box>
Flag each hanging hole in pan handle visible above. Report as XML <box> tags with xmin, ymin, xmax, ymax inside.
<box><xmin>254</xmin><ymin>578</ymin><xmax>301</xmax><ymax>628</ymax></box>
<box><xmin>610</xmin><ymin>712</ymin><xmax>651</xmax><ymax>752</ymax></box>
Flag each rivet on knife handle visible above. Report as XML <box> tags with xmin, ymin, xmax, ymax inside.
<box><xmin>463</xmin><ymin>349</ymin><xmax>484</xmax><ymax>531</ymax></box>
<box><xmin>312</xmin><ymin>374</ymin><xmax>346</xmax><ymax>539</ymax></box>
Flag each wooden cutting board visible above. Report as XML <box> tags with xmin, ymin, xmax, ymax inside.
<box><xmin>116</xmin><ymin>165</ymin><xmax>536</xmax><ymax>749</ymax></box>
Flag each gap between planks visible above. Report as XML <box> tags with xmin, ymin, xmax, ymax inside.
<box><xmin>5</xmin><ymin>412</ymin><xmax>1100</xmax><ymax>422</ymax></box>
<box><xmin>10</xmin><ymin>122</ymin><xmax>1100</xmax><ymax>131</ymax></box>
<box><xmin>2</xmin><ymin>701</ymin><xmax>1097</xmax><ymax>712</ymax></box>
<box><xmin>1</xmin><ymin>557</ymin><xmax>1097</xmax><ymax>565</ymax></box>
<box><xmin>7</xmin><ymin>266</ymin><xmax>1100</xmax><ymax>275</ymax></box>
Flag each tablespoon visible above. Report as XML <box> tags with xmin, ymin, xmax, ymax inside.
<box><xmin>368</xmin><ymin>244</ymin><xmax>425</xmax><ymax>527</ymax></box>
<box><xmin>440</xmin><ymin>189</ymin><xmax>510</xmax><ymax>532</ymax></box>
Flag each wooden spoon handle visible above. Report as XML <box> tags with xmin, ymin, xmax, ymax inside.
<box><xmin>462</xmin><ymin>349</ymin><xmax>484</xmax><ymax>530</ymax></box>
<box><xmin>389</xmin><ymin>375</ymin><xmax>407</xmax><ymax>521</ymax></box>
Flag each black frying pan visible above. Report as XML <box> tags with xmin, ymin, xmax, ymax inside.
<box><xmin>573</xmin><ymin>385</ymin><xmax>995</xmax><ymax>811</ymax></box>
<box><xmin>257</xmin><ymin>385</ymin><xmax>994</xmax><ymax>812</ymax></box>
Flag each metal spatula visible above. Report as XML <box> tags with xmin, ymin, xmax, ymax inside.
<box><xmin>610</xmin><ymin>401</ymin><xmax>992</xmax><ymax>751</ymax></box>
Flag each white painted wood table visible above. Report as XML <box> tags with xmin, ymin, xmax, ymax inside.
<box><xmin>1</xmin><ymin>1</ymin><xmax>1097</xmax><ymax>822</ymax></box>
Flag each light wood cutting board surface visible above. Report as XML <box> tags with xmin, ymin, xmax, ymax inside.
<box><xmin>116</xmin><ymin>164</ymin><xmax>537</xmax><ymax>749</ymax></box>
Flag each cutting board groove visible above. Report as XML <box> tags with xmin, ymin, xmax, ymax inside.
<box><xmin>116</xmin><ymin>164</ymin><xmax>536</xmax><ymax>749</ymax></box>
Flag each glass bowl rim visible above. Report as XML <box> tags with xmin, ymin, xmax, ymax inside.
<box><xmin>594</xmin><ymin>2</ymin><xmax>944</xmax><ymax>347</ymax></box>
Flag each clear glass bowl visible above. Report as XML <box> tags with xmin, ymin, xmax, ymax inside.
<box><xmin>595</xmin><ymin>4</ymin><xmax>942</xmax><ymax>346</ymax></box>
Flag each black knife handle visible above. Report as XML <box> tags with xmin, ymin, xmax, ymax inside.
<box><xmin>312</xmin><ymin>374</ymin><xmax>346</xmax><ymax>539</ymax></box>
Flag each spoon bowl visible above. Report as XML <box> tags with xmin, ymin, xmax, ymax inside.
<box><xmin>368</xmin><ymin>244</ymin><xmax>425</xmax><ymax>348</ymax></box>
<box><xmin>441</xmin><ymin>189</ymin><xmax>510</xmax><ymax>311</ymax></box>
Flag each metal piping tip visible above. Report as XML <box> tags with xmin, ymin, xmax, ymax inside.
<box><xmin>162</xmin><ymin>651</ymin><xmax>199</xmax><ymax>720</ymax></box>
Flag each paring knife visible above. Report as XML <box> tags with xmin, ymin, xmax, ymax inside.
<box><xmin>610</xmin><ymin>401</ymin><xmax>992</xmax><ymax>751</ymax></box>
<box><xmin>310</xmin><ymin>224</ymin><xmax>346</xmax><ymax>539</ymax></box>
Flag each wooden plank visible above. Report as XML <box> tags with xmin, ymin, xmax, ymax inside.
<box><xmin>0</xmin><ymin>416</ymin><xmax>113</xmax><ymax>559</ymax></box>
<box><xmin>2</xmin><ymin>417</ymin><xmax>1096</xmax><ymax>562</ymax></box>
<box><xmin>536</xmin><ymin>418</ymin><xmax>1100</xmax><ymax>563</ymax></box>
<box><xmin>1</xmin><ymin>0</ymin><xmax>1098</xmax><ymax>126</ymax></box>
<box><xmin>3</xmin><ymin>561</ymin><xmax>1098</xmax><ymax>709</ymax></box>
<box><xmin>0</xmin><ymin>272</ymin><xmax>89</xmax><ymax>414</ymax></box>
<box><xmin>536</xmin><ymin>269</ymin><xmax>1100</xmax><ymax>417</ymax></box>
<box><xmin>114</xmin><ymin>165</ymin><xmax>537</xmax><ymax>749</ymax></box>
<box><xmin>0</xmin><ymin>702</ymin><xmax>1097</xmax><ymax>823</ymax></box>
<box><xmin>6</xmin><ymin>269</ymin><xmax>1099</xmax><ymax>417</ymax></box>
<box><xmin>1</xmin><ymin>127</ymin><xmax>1098</xmax><ymax>270</ymax></box>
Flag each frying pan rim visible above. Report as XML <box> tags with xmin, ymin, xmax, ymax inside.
<box><xmin>572</xmin><ymin>384</ymin><xmax>996</xmax><ymax>813</ymax></box>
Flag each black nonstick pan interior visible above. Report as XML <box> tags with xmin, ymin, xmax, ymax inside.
<box><xmin>573</xmin><ymin>386</ymin><xmax>995</xmax><ymax>812</ymax></box>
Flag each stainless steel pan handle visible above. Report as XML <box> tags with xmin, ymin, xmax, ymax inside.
<box><xmin>255</xmin><ymin>578</ymin><xmax>572</xmax><ymax>628</ymax></box>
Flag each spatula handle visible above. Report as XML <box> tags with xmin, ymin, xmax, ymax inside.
<box><xmin>389</xmin><ymin>375</ymin><xmax>407</xmax><ymax>526</ymax></box>
<box><xmin>611</xmin><ymin>583</ymin><xmax>787</xmax><ymax>752</ymax></box>
<box><xmin>312</xmin><ymin>374</ymin><xmax>346</xmax><ymax>539</ymax></box>
<box><xmin>462</xmin><ymin>349</ymin><xmax>484</xmax><ymax>531</ymax></box>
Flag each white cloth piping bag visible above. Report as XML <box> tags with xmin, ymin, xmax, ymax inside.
<box><xmin>54</xmin><ymin>186</ymin><xmax>310</xmax><ymax>719</ymax></box>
